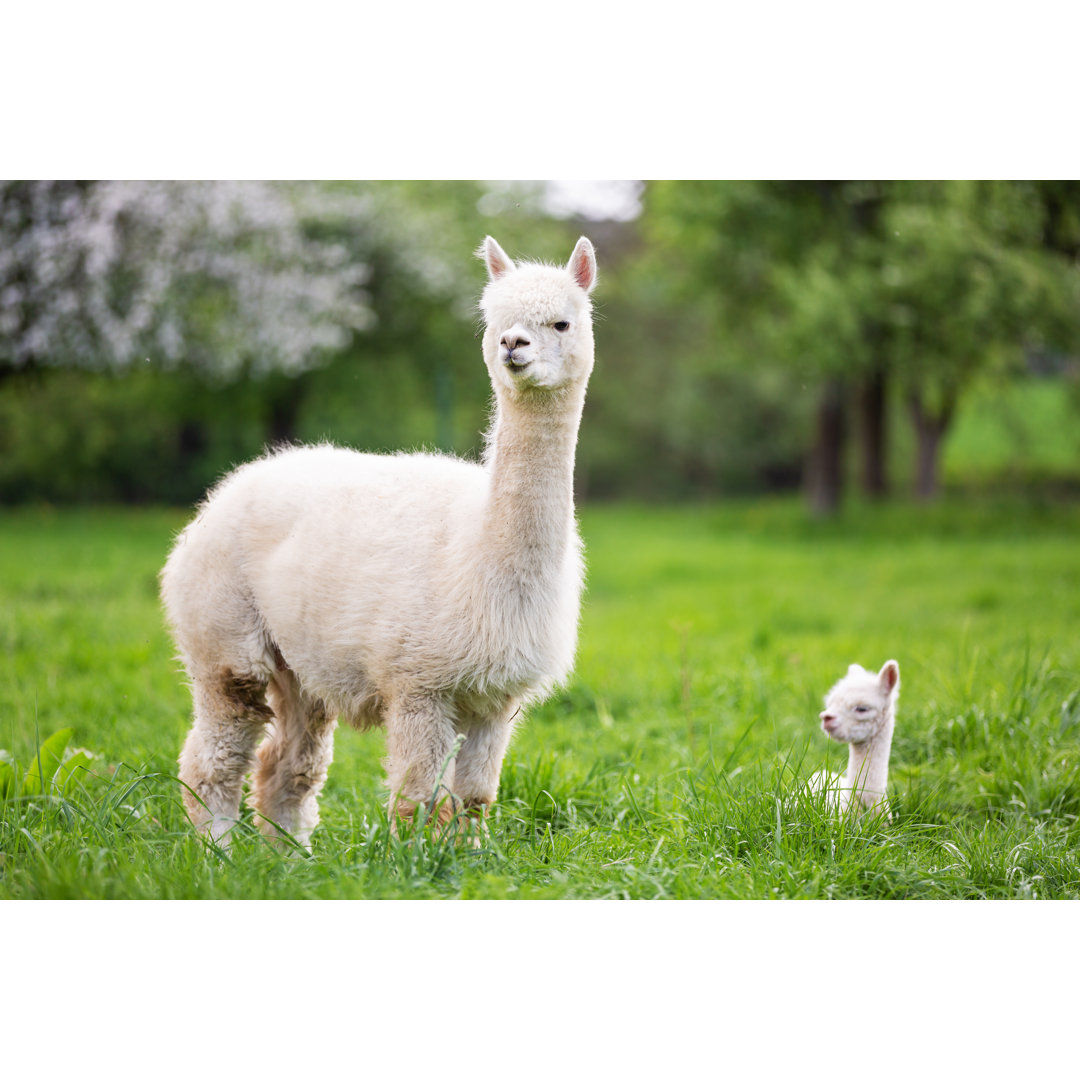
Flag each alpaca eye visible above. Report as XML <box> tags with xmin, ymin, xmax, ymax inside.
<box><xmin>553</xmin><ymin>321</ymin><xmax>570</xmax><ymax>332</ymax></box>
<box><xmin>854</xmin><ymin>705</ymin><xmax>871</xmax><ymax>714</ymax></box>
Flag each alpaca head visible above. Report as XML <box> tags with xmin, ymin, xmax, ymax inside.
<box><xmin>478</xmin><ymin>236</ymin><xmax>597</xmax><ymax>399</ymax></box>
<box><xmin>819</xmin><ymin>660</ymin><xmax>900</xmax><ymax>745</ymax></box>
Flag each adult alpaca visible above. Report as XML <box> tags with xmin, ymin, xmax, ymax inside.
<box><xmin>809</xmin><ymin>660</ymin><xmax>900</xmax><ymax>815</ymax></box>
<box><xmin>161</xmin><ymin>235</ymin><xmax>598</xmax><ymax>846</ymax></box>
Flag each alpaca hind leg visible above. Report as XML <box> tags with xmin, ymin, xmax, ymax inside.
<box><xmin>251</xmin><ymin>670</ymin><xmax>338</xmax><ymax>850</ymax></box>
<box><xmin>384</xmin><ymin>696</ymin><xmax>461</xmax><ymax>832</ymax></box>
<box><xmin>179</xmin><ymin>670</ymin><xmax>271</xmax><ymax>844</ymax></box>
<box><xmin>453</xmin><ymin>710</ymin><xmax>518</xmax><ymax>835</ymax></box>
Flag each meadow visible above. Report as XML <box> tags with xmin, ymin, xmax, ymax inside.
<box><xmin>1</xmin><ymin>496</ymin><xmax>1079</xmax><ymax>900</ymax></box>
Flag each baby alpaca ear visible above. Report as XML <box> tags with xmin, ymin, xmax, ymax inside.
<box><xmin>879</xmin><ymin>660</ymin><xmax>900</xmax><ymax>695</ymax></box>
<box><xmin>479</xmin><ymin>236</ymin><xmax>515</xmax><ymax>281</ymax></box>
<box><xmin>567</xmin><ymin>236</ymin><xmax>597</xmax><ymax>293</ymax></box>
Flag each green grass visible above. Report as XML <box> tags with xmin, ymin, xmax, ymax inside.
<box><xmin>2</xmin><ymin>497</ymin><xmax>1079</xmax><ymax>899</ymax></box>
<box><xmin>942</xmin><ymin>375</ymin><xmax>1080</xmax><ymax>486</ymax></box>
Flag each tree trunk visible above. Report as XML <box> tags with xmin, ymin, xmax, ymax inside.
<box><xmin>856</xmin><ymin>363</ymin><xmax>888</xmax><ymax>497</ymax></box>
<box><xmin>907</xmin><ymin>388</ymin><xmax>955</xmax><ymax>501</ymax></box>
<box><xmin>913</xmin><ymin>423</ymin><xmax>941</xmax><ymax>500</ymax></box>
<box><xmin>805</xmin><ymin>378</ymin><xmax>847</xmax><ymax>516</ymax></box>
<box><xmin>265</xmin><ymin>371</ymin><xmax>308</xmax><ymax>447</ymax></box>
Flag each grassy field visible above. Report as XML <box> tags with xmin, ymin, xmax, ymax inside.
<box><xmin>2</xmin><ymin>496</ymin><xmax>1079</xmax><ymax>899</ymax></box>
<box><xmin>943</xmin><ymin>376</ymin><xmax>1080</xmax><ymax>486</ymax></box>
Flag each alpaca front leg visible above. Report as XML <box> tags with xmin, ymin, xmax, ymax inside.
<box><xmin>384</xmin><ymin>696</ymin><xmax>461</xmax><ymax>831</ymax></box>
<box><xmin>178</xmin><ymin>672</ymin><xmax>271</xmax><ymax>845</ymax></box>
<box><xmin>251</xmin><ymin>671</ymin><xmax>338</xmax><ymax>850</ymax></box>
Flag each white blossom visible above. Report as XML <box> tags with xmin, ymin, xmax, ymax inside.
<box><xmin>0</xmin><ymin>181</ymin><xmax>376</xmax><ymax>377</ymax></box>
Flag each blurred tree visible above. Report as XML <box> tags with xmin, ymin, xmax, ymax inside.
<box><xmin>0</xmin><ymin>181</ymin><xmax>486</xmax><ymax>500</ymax></box>
<box><xmin>576</xmin><ymin>205</ymin><xmax>811</xmax><ymax>500</ymax></box>
<box><xmin>640</xmin><ymin>180</ymin><xmax>1080</xmax><ymax>509</ymax></box>
<box><xmin>0</xmin><ymin>181</ymin><xmax>373</xmax><ymax>378</ymax></box>
<box><xmin>0</xmin><ymin>181</ymin><xmax>511</xmax><ymax>457</ymax></box>
<box><xmin>0</xmin><ymin>181</ymin><xmax>382</xmax><ymax>497</ymax></box>
<box><xmin>0</xmin><ymin>180</ymin><xmax>582</xmax><ymax>503</ymax></box>
<box><xmin>7</xmin><ymin>180</ymin><xmax>1072</xmax><ymax>508</ymax></box>
<box><xmin>642</xmin><ymin>180</ymin><xmax>881</xmax><ymax>513</ymax></box>
<box><xmin>878</xmin><ymin>181</ymin><xmax>1080</xmax><ymax>498</ymax></box>
<box><xmin>1035</xmin><ymin>180</ymin><xmax>1080</xmax><ymax>259</ymax></box>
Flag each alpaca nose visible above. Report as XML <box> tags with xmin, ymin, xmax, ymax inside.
<box><xmin>500</xmin><ymin>332</ymin><xmax>530</xmax><ymax>351</ymax></box>
<box><xmin>820</xmin><ymin>711</ymin><xmax>836</xmax><ymax>724</ymax></box>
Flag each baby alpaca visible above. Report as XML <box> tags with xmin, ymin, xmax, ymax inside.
<box><xmin>161</xmin><ymin>235</ymin><xmax>598</xmax><ymax>847</ymax></box>
<box><xmin>809</xmin><ymin>660</ymin><xmax>900</xmax><ymax>815</ymax></box>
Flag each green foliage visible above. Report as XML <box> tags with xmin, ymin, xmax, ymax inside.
<box><xmin>642</xmin><ymin>180</ymin><xmax>1080</xmax><ymax>384</ymax></box>
<box><xmin>637</xmin><ymin>180</ymin><xmax>1080</xmax><ymax>497</ymax></box>
<box><xmin>2</xmin><ymin>502</ymin><xmax>1078</xmax><ymax>898</ymax></box>
<box><xmin>581</xmin><ymin>286</ymin><xmax>811</xmax><ymax>497</ymax></box>
<box><xmin>0</xmin><ymin>367</ymin><xmax>268</xmax><ymax>504</ymax></box>
<box><xmin>2</xmin><ymin>181</ymin><xmax>1078</xmax><ymax>505</ymax></box>
<box><xmin>1</xmin><ymin>727</ymin><xmax>96</xmax><ymax>800</ymax></box>
<box><xmin>0</xmin><ymin>182</ymin><xmax>603</xmax><ymax>505</ymax></box>
<box><xmin>880</xmin><ymin>182</ymin><xmax>1080</xmax><ymax>393</ymax></box>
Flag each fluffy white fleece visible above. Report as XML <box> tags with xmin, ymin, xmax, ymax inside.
<box><xmin>809</xmin><ymin>660</ymin><xmax>900</xmax><ymax>815</ymax></box>
<box><xmin>161</xmin><ymin>235</ymin><xmax>598</xmax><ymax>846</ymax></box>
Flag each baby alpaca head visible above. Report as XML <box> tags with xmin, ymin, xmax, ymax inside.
<box><xmin>478</xmin><ymin>236</ymin><xmax>597</xmax><ymax>398</ymax></box>
<box><xmin>819</xmin><ymin>660</ymin><xmax>900</xmax><ymax>745</ymax></box>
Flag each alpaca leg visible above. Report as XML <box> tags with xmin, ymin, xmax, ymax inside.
<box><xmin>453</xmin><ymin>710</ymin><xmax>518</xmax><ymax>827</ymax></box>
<box><xmin>178</xmin><ymin>670</ymin><xmax>271</xmax><ymax>844</ymax></box>
<box><xmin>251</xmin><ymin>670</ymin><xmax>338</xmax><ymax>850</ymax></box>
<box><xmin>384</xmin><ymin>696</ymin><xmax>461</xmax><ymax>831</ymax></box>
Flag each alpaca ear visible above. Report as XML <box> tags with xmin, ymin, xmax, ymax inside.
<box><xmin>879</xmin><ymin>660</ymin><xmax>900</xmax><ymax>694</ymax></box>
<box><xmin>480</xmin><ymin>236</ymin><xmax>515</xmax><ymax>281</ymax></box>
<box><xmin>567</xmin><ymin>236</ymin><xmax>597</xmax><ymax>293</ymax></box>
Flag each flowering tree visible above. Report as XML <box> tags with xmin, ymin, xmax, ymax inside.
<box><xmin>0</xmin><ymin>181</ymin><xmax>374</xmax><ymax>377</ymax></box>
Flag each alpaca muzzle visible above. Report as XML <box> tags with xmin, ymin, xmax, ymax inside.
<box><xmin>502</xmin><ymin>349</ymin><xmax>531</xmax><ymax>371</ymax></box>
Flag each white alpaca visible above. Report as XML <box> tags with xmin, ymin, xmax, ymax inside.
<box><xmin>160</xmin><ymin>235</ymin><xmax>598</xmax><ymax>846</ymax></box>
<box><xmin>809</xmin><ymin>660</ymin><xmax>900</xmax><ymax>815</ymax></box>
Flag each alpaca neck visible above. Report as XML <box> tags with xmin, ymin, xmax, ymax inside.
<box><xmin>845</xmin><ymin>711</ymin><xmax>894</xmax><ymax>800</ymax></box>
<box><xmin>482</xmin><ymin>386</ymin><xmax>584</xmax><ymax>576</ymax></box>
